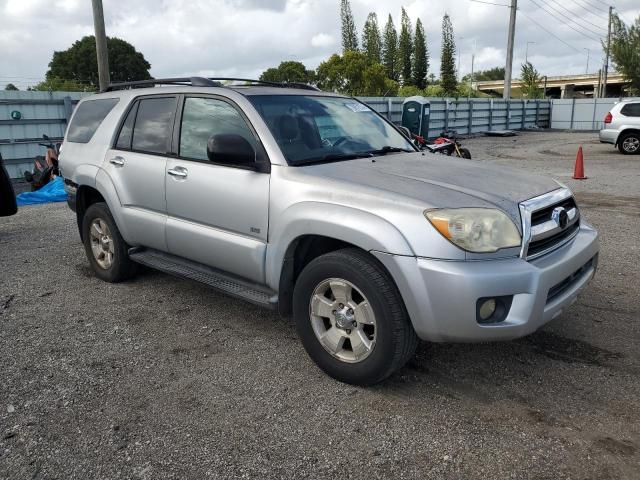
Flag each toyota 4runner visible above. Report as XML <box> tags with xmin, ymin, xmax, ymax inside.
<box><xmin>60</xmin><ymin>77</ymin><xmax>599</xmax><ymax>385</ymax></box>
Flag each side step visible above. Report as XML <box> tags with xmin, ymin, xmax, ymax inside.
<box><xmin>129</xmin><ymin>248</ymin><xmax>277</xmax><ymax>310</ymax></box>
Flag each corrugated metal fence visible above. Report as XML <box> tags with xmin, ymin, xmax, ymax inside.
<box><xmin>549</xmin><ymin>98</ymin><xmax>618</xmax><ymax>131</ymax></box>
<box><xmin>1</xmin><ymin>91</ymin><xmax>551</xmax><ymax>178</ymax></box>
<box><xmin>358</xmin><ymin>97</ymin><xmax>551</xmax><ymax>138</ymax></box>
<box><xmin>0</xmin><ymin>91</ymin><xmax>90</xmax><ymax>178</ymax></box>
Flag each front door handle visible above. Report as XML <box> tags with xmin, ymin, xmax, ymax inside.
<box><xmin>109</xmin><ymin>156</ymin><xmax>125</xmax><ymax>166</ymax></box>
<box><xmin>167</xmin><ymin>167</ymin><xmax>188</xmax><ymax>178</ymax></box>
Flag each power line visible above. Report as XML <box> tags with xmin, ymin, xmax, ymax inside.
<box><xmin>519</xmin><ymin>10</ymin><xmax>583</xmax><ymax>52</ymax></box>
<box><xmin>528</xmin><ymin>0</ymin><xmax>603</xmax><ymax>42</ymax></box>
<box><xmin>469</xmin><ymin>0</ymin><xmax>511</xmax><ymax>6</ymax></box>
<box><xmin>566</xmin><ymin>0</ymin><xmax>609</xmax><ymax>20</ymax></box>
<box><xmin>545</xmin><ymin>0</ymin><xmax>608</xmax><ymax>31</ymax></box>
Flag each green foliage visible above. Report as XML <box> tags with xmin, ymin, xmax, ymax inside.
<box><xmin>412</xmin><ymin>19</ymin><xmax>428</xmax><ymax>89</ymax></box>
<box><xmin>4</xmin><ymin>83</ymin><xmax>19</xmax><ymax>91</ymax></box>
<box><xmin>520</xmin><ymin>61</ymin><xmax>542</xmax><ymax>98</ymax></box>
<box><xmin>31</xmin><ymin>77</ymin><xmax>93</xmax><ymax>92</ymax></box>
<box><xmin>440</xmin><ymin>14</ymin><xmax>457</xmax><ymax>96</ymax></box>
<box><xmin>46</xmin><ymin>36</ymin><xmax>151</xmax><ymax>87</ymax></box>
<box><xmin>316</xmin><ymin>51</ymin><xmax>398</xmax><ymax>96</ymax></box>
<box><xmin>398</xmin><ymin>7</ymin><xmax>413</xmax><ymax>86</ymax></box>
<box><xmin>362</xmin><ymin>12</ymin><xmax>382</xmax><ymax>64</ymax></box>
<box><xmin>398</xmin><ymin>85</ymin><xmax>424</xmax><ymax>97</ymax></box>
<box><xmin>474</xmin><ymin>66</ymin><xmax>505</xmax><ymax>81</ymax></box>
<box><xmin>608</xmin><ymin>14</ymin><xmax>640</xmax><ymax>95</ymax></box>
<box><xmin>424</xmin><ymin>84</ymin><xmax>445</xmax><ymax>97</ymax></box>
<box><xmin>382</xmin><ymin>15</ymin><xmax>399</xmax><ymax>81</ymax></box>
<box><xmin>340</xmin><ymin>0</ymin><xmax>359</xmax><ymax>53</ymax></box>
<box><xmin>259</xmin><ymin>61</ymin><xmax>315</xmax><ymax>84</ymax></box>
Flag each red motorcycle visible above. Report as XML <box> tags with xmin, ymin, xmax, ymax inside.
<box><xmin>413</xmin><ymin>130</ymin><xmax>471</xmax><ymax>159</ymax></box>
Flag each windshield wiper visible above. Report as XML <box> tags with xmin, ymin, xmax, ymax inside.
<box><xmin>364</xmin><ymin>146</ymin><xmax>415</xmax><ymax>156</ymax></box>
<box><xmin>295</xmin><ymin>152</ymin><xmax>372</xmax><ymax>166</ymax></box>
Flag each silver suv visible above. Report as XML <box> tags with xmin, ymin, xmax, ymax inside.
<box><xmin>599</xmin><ymin>98</ymin><xmax>640</xmax><ymax>154</ymax></box>
<box><xmin>60</xmin><ymin>77</ymin><xmax>599</xmax><ymax>385</ymax></box>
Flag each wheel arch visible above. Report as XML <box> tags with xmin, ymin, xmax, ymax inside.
<box><xmin>616</xmin><ymin>128</ymin><xmax>640</xmax><ymax>146</ymax></box>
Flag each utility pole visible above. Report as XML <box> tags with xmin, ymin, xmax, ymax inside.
<box><xmin>504</xmin><ymin>0</ymin><xmax>518</xmax><ymax>99</ymax></box>
<box><xmin>525</xmin><ymin>41</ymin><xmax>535</xmax><ymax>63</ymax></box>
<box><xmin>92</xmin><ymin>0</ymin><xmax>110</xmax><ymax>92</ymax></box>
<box><xmin>602</xmin><ymin>5</ymin><xmax>613</xmax><ymax>98</ymax></box>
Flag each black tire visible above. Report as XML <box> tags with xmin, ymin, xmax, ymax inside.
<box><xmin>82</xmin><ymin>202</ymin><xmax>137</xmax><ymax>283</ymax></box>
<box><xmin>618</xmin><ymin>132</ymin><xmax>640</xmax><ymax>155</ymax></box>
<box><xmin>459</xmin><ymin>148</ymin><xmax>472</xmax><ymax>159</ymax></box>
<box><xmin>293</xmin><ymin>248</ymin><xmax>418</xmax><ymax>385</ymax></box>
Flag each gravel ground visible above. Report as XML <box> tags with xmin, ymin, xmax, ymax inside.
<box><xmin>1</xmin><ymin>131</ymin><xmax>639</xmax><ymax>479</ymax></box>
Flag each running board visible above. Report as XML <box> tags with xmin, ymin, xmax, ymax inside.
<box><xmin>129</xmin><ymin>248</ymin><xmax>277</xmax><ymax>309</ymax></box>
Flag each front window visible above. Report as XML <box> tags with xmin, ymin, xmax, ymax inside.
<box><xmin>248</xmin><ymin>95</ymin><xmax>416</xmax><ymax>165</ymax></box>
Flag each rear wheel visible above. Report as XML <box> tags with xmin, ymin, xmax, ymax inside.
<box><xmin>618</xmin><ymin>132</ymin><xmax>640</xmax><ymax>155</ymax></box>
<box><xmin>82</xmin><ymin>202</ymin><xmax>137</xmax><ymax>282</ymax></box>
<box><xmin>293</xmin><ymin>248</ymin><xmax>418</xmax><ymax>385</ymax></box>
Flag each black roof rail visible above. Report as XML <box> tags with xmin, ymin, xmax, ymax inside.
<box><xmin>104</xmin><ymin>76</ymin><xmax>320</xmax><ymax>92</ymax></box>
<box><xmin>104</xmin><ymin>77</ymin><xmax>221</xmax><ymax>92</ymax></box>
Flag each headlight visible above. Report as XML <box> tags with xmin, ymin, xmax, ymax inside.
<box><xmin>424</xmin><ymin>208</ymin><xmax>521</xmax><ymax>253</ymax></box>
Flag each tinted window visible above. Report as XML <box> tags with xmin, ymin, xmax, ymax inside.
<box><xmin>180</xmin><ymin>97</ymin><xmax>256</xmax><ymax>161</ymax></box>
<box><xmin>131</xmin><ymin>97</ymin><xmax>177</xmax><ymax>154</ymax></box>
<box><xmin>115</xmin><ymin>102</ymin><xmax>138</xmax><ymax>150</ymax></box>
<box><xmin>67</xmin><ymin>98</ymin><xmax>119</xmax><ymax>143</ymax></box>
<box><xmin>621</xmin><ymin>103</ymin><xmax>640</xmax><ymax>117</ymax></box>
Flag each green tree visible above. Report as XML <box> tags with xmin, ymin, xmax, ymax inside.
<box><xmin>32</xmin><ymin>77</ymin><xmax>91</xmax><ymax>92</ymax></box>
<box><xmin>520</xmin><ymin>62</ymin><xmax>542</xmax><ymax>98</ymax></box>
<box><xmin>440</xmin><ymin>14</ymin><xmax>457</xmax><ymax>96</ymax></box>
<box><xmin>398</xmin><ymin>84</ymin><xmax>424</xmax><ymax>97</ymax></box>
<box><xmin>340</xmin><ymin>0</ymin><xmax>359</xmax><ymax>53</ymax></box>
<box><xmin>473</xmin><ymin>66</ymin><xmax>505</xmax><ymax>81</ymax></box>
<box><xmin>412</xmin><ymin>19</ymin><xmax>428</xmax><ymax>89</ymax></box>
<box><xmin>608</xmin><ymin>14</ymin><xmax>640</xmax><ymax>95</ymax></box>
<box><xmin>362</xmin><ymin>12</ymin><xmax>382</xmax><ymax>64</ymax></box>
<box><xmin>316</xmin><ymin>51</ymin><xmax>398</xmax><ymax>96</ymax></box>
<box><xmin>46</xmin><ymin>36</ymin><xmax>151</xmax><ymax>88</ymax></box>
<box><xmin>4</xmin><ymin>83</ymin><xmax>19</xmax><ymax>91</ymax></box>
<box><xmin>382</xmin><ymin>15</ymin><xmax>399</xmax><ymax>81</ymax></box>
<box><xmin>398</xmin><ymin>7</ymin><xmax>413</xmax><ymax>85</ymax></box>
<box><xmin>259</xmin><ymin>61</ymin><xmax>314</xmax><ymax>84</ymax></box>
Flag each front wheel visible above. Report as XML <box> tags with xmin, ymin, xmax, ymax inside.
<box><xmin>459</xmin><ymin>147</ymin><xmax>472</xmax><ymax>159</ymax></box>
<box><xmin>618</xmin><ymin>132</ymin><xmax>640</xmax><ymax>155</ymax></box>
<box><xmin>82</xmin><ymin>202</ymin><xmax>137</xmax><ymax>283</ymax></box>
<box><xmin>293</xmin><ymin>248</ymin><xmax>418</xmax><ymax>385</ymax></box>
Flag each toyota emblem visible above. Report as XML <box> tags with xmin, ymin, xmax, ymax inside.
<box><xmin>552</xmin><ymin>207</ymin><xmax>569</xmax><ymax>229</ymax></box>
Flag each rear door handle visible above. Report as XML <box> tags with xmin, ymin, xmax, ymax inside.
<box><xmin>167</xmin><ymin>167</ymin><xmax>188</xmax><ymax>178</ymax></box>
<box><xmin>109</xmin><ymin>156</ymin><xmax>125</xmax><ymax>166</ymax></box>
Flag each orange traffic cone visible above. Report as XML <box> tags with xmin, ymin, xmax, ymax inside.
<box><xmin>573</xmin><ymin>146</ymin><xmax>587</xmax><ymax>180</ymax></box>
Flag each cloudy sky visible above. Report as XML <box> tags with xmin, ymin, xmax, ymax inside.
<box><xmin>1</xmin><ymin>0</ymin><xmax>638</xmax><ymax>89</ymax></box>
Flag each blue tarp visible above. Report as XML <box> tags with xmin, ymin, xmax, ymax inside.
<box><xmin>16</xmin><ymin>176</ymin><xmax>67</xmax><ymax>206</ymax></box>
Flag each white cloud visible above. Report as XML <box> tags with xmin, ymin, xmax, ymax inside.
<box><xmin>0</xmin><ymin>0</ymin><xmax>638</xmax><ymax>89</ymax></box>
<box><xmin>311</xmin><ymin>33</ymin><xmax>336</xmax><ymax>48</ymax></box>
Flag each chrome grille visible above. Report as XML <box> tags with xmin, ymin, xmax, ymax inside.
<box><xmin>519</xmin><ymin>188</ymin><xmax>580</xmax><ymax>260</ymax></box>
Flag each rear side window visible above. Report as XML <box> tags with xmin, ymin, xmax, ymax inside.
<box><xmin>620</xmin><ymin>103</ymin><xmax>640</xmax><ymax>117</ymax></box>
<box><xmin>115</xmin><ymin>102</ymin><xmax>139</xmax><ymax>150</ymax></box>
<box><xmin>67</xmin><ymin>98</ymin><xmax>119</xmax><ymax>143</ymax></box>
<box><xmin>131</xmin><ymin>97</ymin><xmax>177</xmax><ymax>154</ymax></box>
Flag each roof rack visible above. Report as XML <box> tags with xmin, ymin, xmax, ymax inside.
<box><xmin>104</xmin><ymin>77</ymin><xmax>320</xmax><ymax>92</ymax></box>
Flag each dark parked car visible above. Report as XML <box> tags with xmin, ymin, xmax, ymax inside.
<box><xmin>0</xmin><ymin>154</ymin><xmax>18</xmax><ymax>217</ymax></box>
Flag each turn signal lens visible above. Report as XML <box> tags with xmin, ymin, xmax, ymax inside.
<box><xmin>425</xmin><ymin>208</ymin><xmax>521</xmax><ymax>253</ymax></box>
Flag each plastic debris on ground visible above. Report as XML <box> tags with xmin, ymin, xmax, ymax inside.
<box><xmin>16</xmin><ymin>176</ymin><xmax>67</xmax><ymax>206</ymax></box>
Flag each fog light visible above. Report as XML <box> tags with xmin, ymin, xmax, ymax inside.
<box><xmin>478</xmin><ymin>299</ymin><xmax>497</xmax><ymax>321</ymax></box>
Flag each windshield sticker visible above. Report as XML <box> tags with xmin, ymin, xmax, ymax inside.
<box><xmin>343</xmin><ymin>102</ymin><xmax>371</xmax><ymax>113</ymax></box>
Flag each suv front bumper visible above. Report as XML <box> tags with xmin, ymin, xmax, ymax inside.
<box><xmin>373</xmin><ymin>222</ymin><xmax>599</xmax><ymax>342</ymax></box>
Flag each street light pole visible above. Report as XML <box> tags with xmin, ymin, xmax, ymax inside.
<box><xmin>525</xmin><ymin>41</ymin><xmax>535</xmax><ymax>63</ymax></box>
<box><xmin>584</xmin><ymin>48</ymin><xmax>590</xmax><ymax>74</ymax></box>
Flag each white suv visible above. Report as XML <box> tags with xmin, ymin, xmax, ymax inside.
<box><xmin>599</xmin><ymin>98</ymin><xmax>640</xmax><ymax>154</ymax></box>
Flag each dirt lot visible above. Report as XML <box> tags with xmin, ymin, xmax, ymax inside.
<box><xmin>1</xmin><ymin>131</ymin><xmax>639</xmax><ymax>479</ymax></box>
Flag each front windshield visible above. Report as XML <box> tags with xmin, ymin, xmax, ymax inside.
<box><xmin>248</xmin><ymin>95</ymin><xmax>416</xmax><ymax>165</ymax></box>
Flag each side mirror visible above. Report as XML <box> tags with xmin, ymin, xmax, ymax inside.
<box><xmin>397</xmin><ymin>126</ymin><xmax>412</xmax><ymax>139</ymax></box>
<box><xmin>207</xmin><ymin>134</ymin><xmax>256</xmax><ymax>166</ymax></box>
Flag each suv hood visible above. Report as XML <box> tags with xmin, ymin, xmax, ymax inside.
<box><xmin>301</xmin><ymin>152</ymin><xmax>560</xmax><ymax>229</ymax></box>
